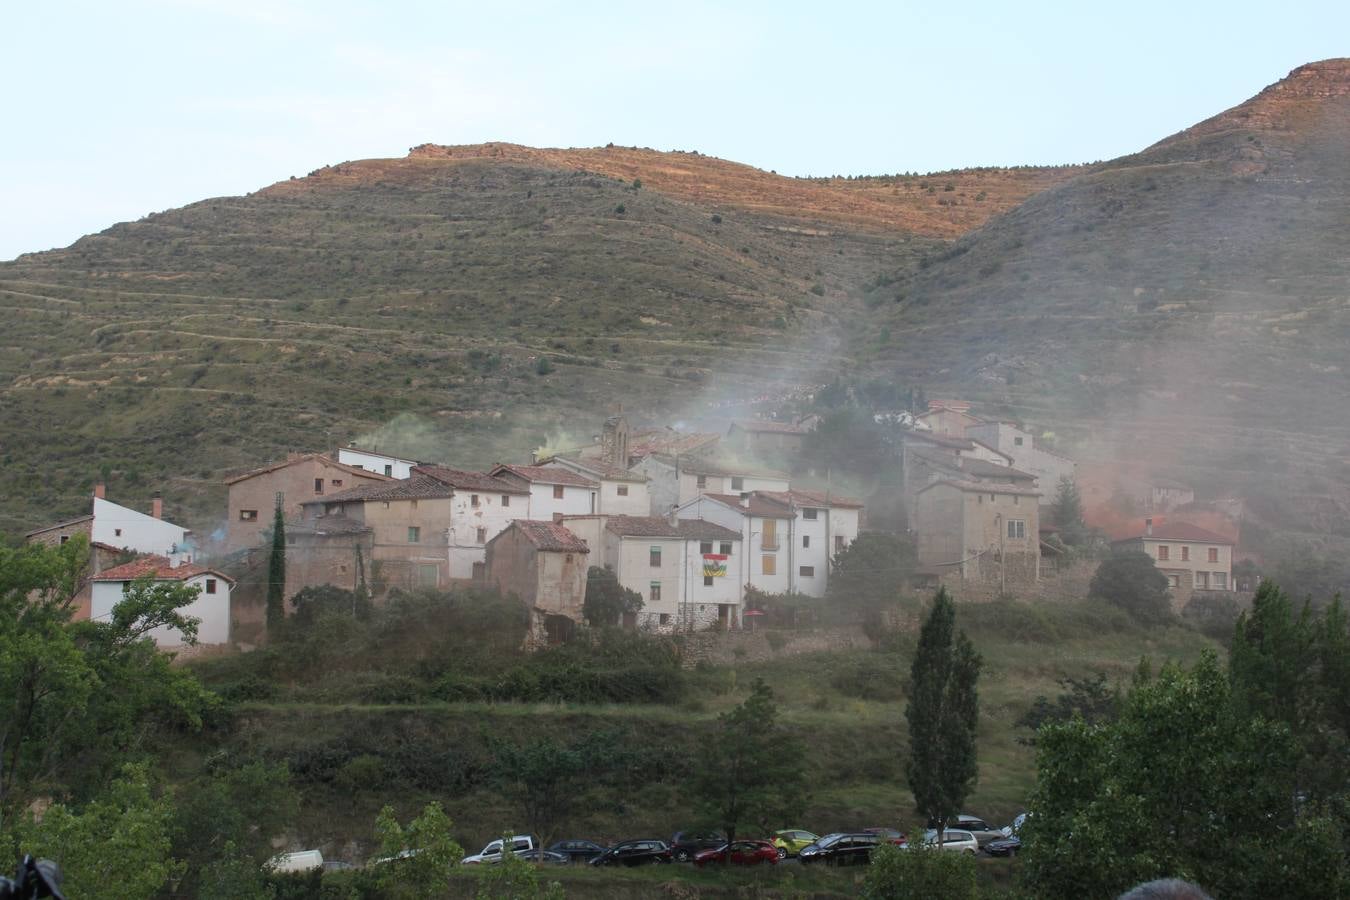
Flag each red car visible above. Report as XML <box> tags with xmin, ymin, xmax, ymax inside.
<box><xmin>692</xmin><ymin>840</ymin><xmax>779</xmax><ymax>868</ymax></box>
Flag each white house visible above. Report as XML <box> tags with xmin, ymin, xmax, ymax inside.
<box><xmin>337</xmin><ymin>447</ymin><xmax>419</xmax><ymax>480</ymax></box>
<box><xmin>629</xmin><ymin>454</ymin><xmax>791</xmax><ymax>516</ymax></box>
<box><xmin>673</xmin><ymin>518</ymin><xmax>744</xmax><ymax>629</ymax></box>
<box><xmin>541</xmin><ymin>457</ymin><xmax>650</xmax><ymax>516</ymax></box>
<box><xmin>90</xmin><ymin>495</ymin><xmax>191</xmax><ymax>557</ymax></box>
<box><xmin>90</xmin><ymin>555</ymin><xmax>233</xmax><ymax>647</ymax></box>
<box><xmin>488</xmin><ymin>464</ymin><xmax>600</xmax><ymax>519</ymax></box>
<box><xmin>966</xmin><ymin>421</ymin><xmax>1075</xmax><ymax>502</ymax></box>
<box><xmin>413</xmin><ymin>465</ymin><xmax>531</xmax><ymax>580</ymax></box>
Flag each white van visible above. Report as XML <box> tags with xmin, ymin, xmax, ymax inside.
<box><xmin>267</xmin><ymin>849</ymin><xmax>324</xmax><ymax>873</ymax></box>
<box><xmin>461</xmin><ymin>835</ymin><xmax>535</xmax><ymax>865</ymax></box>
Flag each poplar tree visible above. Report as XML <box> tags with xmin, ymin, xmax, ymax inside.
<box><xmin>266</xmin><ymin>505</ymin><xmax>286</xmax><ymax>634</ymax></box>
<box><xmin>905</xmin><ymin>587</ymin><xmax>982</xmax><ymax>840</ymax></box>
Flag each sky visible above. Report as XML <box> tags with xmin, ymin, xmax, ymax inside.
<box><xmin>2</xmin><ymin>0</ymin><xmax>1348</xmax><ymax>260</ymax></box>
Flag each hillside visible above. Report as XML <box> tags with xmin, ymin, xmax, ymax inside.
<box><xmin>860</xmin><ymin>59</ymin><xmax>1350</xmax><ymax>548</ymax></box>
<box><xmin>0</xmin><ymin>154</ymin><xmax>936</xmax><ymax>534</ymax></box>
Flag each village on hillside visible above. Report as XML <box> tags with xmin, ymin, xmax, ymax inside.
<box><xmin>23</xmin><ymin>399</ymin><xmax>1251</xmax><ymax>652</ymax></box>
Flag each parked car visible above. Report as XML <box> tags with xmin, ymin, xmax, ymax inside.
<box><xmin>267</xmin><ymin>850</ymin><xmax>323</xmax><ymax>873</ymax></box>
<box><xmin>946</xmin><ymin>815</ymin><xmax>1004</xmax><ymax>847</ymax></box>
<box><xmin>516</xmin><ymin>850</ymin><xmax>571</xmax><ymax>866</ymax></box>
<box><xmin>546</xmin><ymin>840</ymin><xmax>608</xmax><ymax>864</ymax></box>
<box><xmin>862</xmin><ymin>827</ymin><xmax>907</xmax><ymax>846</ymax></box>
<box><xmin>589</xmin><ymin>840</ymin><xmax>673</xmax><ymax>867</ymax></box>
<box><xmin>693</xmin><ymin>840</ymin><xmax>778</xmax><ymax>868</ymax></box>
<box><xmin>669</xmin><ymin>830</ymin><xmax>727</xmax><ymax>862</ymax></box>
<box><xmin>984</xmin><ymin>833</ymin><xmax>1022</xmax><ymax>857</ymax></box>
<box><xmin>770</xmin><ymin>829</ymin><xmax>819</xmax><ymax>859</ymax></box>
<box><xmin>798</xmin><ymin>833</ymin><xmax>880</xmax><ymax>867</ymax></box>
<box><xmin>462</xmin><ymin>835</ymin><xmax>536</xmax><ymax>865</ymax></box>
<box><xmin>919</xmin><ymin>828</ymin><xmax>978</xmax><ymax>855</ymax></box>
<box><xmin>1000</xmin><ymin>812</ymin><xmax>1029</xmax><ymax>838</ymax></box>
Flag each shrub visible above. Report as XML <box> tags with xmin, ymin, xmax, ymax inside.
<box><xmin>862</xmin><ymin>843</ymin><xmax>979</xmax><ymax>899</ymax></box>
<box><xmin>1090</xmin><ymin>551</ymin><xmax>1174</xmax><ymax>625</ymax></box>
<box><xmin>1183</xmin><ymin>592</ymin><xmax>1241</xmax><ymax>642</ymax></box>
<box><xmin>830</xmin><ymin>654</ymin><xmax>906</xmax><ymax>701</ymax></box>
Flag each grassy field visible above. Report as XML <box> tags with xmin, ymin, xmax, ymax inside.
<box><xmin>174</xmin><ymin>598</ymin><xmax>1220</xmax><ymax>871</ymax></box>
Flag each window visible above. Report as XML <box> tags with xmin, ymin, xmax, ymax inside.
<box><xmin>731</xmin><ymin>477</ymin><xmax>744</xmax><ymax>491</ymax></box>
<box><xmin>286</xmin><ymin>534</ymin><xmax>296</xmax><ymax>545</ymax></box>
<box><xmin>704</xmin><ymin>576</ymin><xmax>714</xmax><ymax>587</ymax></box>
<box><xmin>1167</xmin><ymin>573</ymin><xmax>1181</xmax><ymax>588</ymax></box>
<box><xmin>476</xmin><ymin>527</ymin><xmax>487</xmax><ymax>544</ymax></box>
<box><xmin>650</xmin><ymin>582</ymin><xmax>662</xmax><ymax>603</ymax></box>
<box><xmin>1195</xmin><ymin>571</ymin><xmax>1209</xmax><ymax>589</ymax></box>
<box><xmin>990</xmin><ymin>494</ymin><xmax>996</xmax><ymax>503</ymax></box>
<box><xmin>205</xmin><ymin>578</ymin><xmax>217</xmax><ymax>595</ymax></box>
<box><xmin>384</xmin><ymin>464</ymin><xmax>393</xmax><ymax>476</ymax></box>
<box><xmin>122</xmin><ymin>581</ymin><xmax>131</xmax><ymax>593</ymax></box>
<box><xmin>696</xmin><ymin>475</ymin><xmax>708</xmax><ymax>489</ymax></box>
<box><xmin>472</xmin><ymin>561</ymin><xmax>486</xmax><ymax>580</ymax></box>
<box><xmin>1014</xmin><ymin>436</ymin><xmax>1024</xmax><ymax>446</ymax></box>
<box><xmin>418</xmin><ymin>564</ymin><xmax>439</xmax><ymax>588</ymax></box>
<box><xmin>802</xmin><ymin>507</ymin><xmax>818</xmax><ymax>520</ymax></box>
<box><xmin>471</xmin><ymin>494</ymin><xmax>480</xmax><ymax>507</ymax></box>
<box><xmin>1208</xmin><ymin>547</ymin><xmax>1219</xmax><ymax>563</ymax></box>
<box><xmin>240</xmin><ymin>509</ymin><xmax>258</xmax><ymax>521</ymax></box>
<box><xmin>408</xmin><ymin>526</ymin><xmax>420</xmax><ymax>543</ymax></box>
<box><xmin>331</xmin><ymin>479</ymin><xmax>343</xmax><ymax>487</ymax></box>
<box><xmin>700</xmin><ymin>541</ymin><xmax>713</xmax><ymax>555</ymax></box>
<box><xmin>803</xmin><ymin>535</ymin><xmax>810</xmax><ymax>548</ymax></box>
<box><xmin>1181</xmin><ymin>545</ymin><xmax>1190</xmax><ymax>561</ymax></box>
<box><xmin>658</xmin><ymin>613</ymin><xmax>670</xmax><ymax>625</ymax></box>
<box><xmin>617</xmin><ymin>485</ymin><xmax>629</xmax><ymax>496</ymax></box>
<box><xmin>1013</xmin><ymin>495</ymin><xmax>1019</xmax><ymax>506</ymax></box>
<box><xmin>799</xmin><ymin>566</ymin><xmax>815</xmax><ymax>577</ymax></box>
<box><xmin>1158</xmin><ymin>545</ymin><xmax>1170</xmax><ymax>561</ymax></box>
<box><xmin>501</xmin><ymin>495</ymin><xmax>510</xmax><ymax>507</ymax></box>
<box><xmin>114</xmin><ymin>528</ymin><xmax>122</xmax><ymax>537</ymax></box>
<box><xmin>835</xmin><ymin>535</ymin><xmax>846</xmax><ymax>552</ymax></box>
<box><xmin>762</xmin><ymin>555</ymin><xmax>776</xmax><ymax>576</ymax></box>
<box><xmin>650</xmin><ymin>546</ymin><xmax>662</xmax><ymax>567</ymax></box>
<box><xmin>314</xmin><ymin>478</ymin><xmax>324</xmax><ymax>494</ymax></box>
<box><xmin>720</xmin><ymin>542</ymin><xmax>733</xmax><ymax>556</ymax></box>
<box><xmin>1213</xmin><ymin>572</ymin><xmax>1228</xmax><ymax>590</ymax></box>
<box><xmin>553</xmin><ymin>484</ymin><xmax>565</xmax><ymax>499</ymax></box>
<box><xmin>1007</xmin><ymin>519</ymin><xmax>1026</xmax><ymax>540</ymax></box>
<box><xmin>761</xmin><ymin>519</ymin><xmax>778</xmax><ymax>550</ymax></box>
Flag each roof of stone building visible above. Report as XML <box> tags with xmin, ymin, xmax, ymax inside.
<box><xmin>91</xmin><ymin>555</ymin><xmax>234</xmax><ymax>584</ymax></box>
<box><xmin>490</xmin><ymin>464</ymin><xmax>599</xmax><ymax>488</ymax></box>
<box><xmin>224</xmin><ymin>452</ymin><xmax>393</xmax><ymax>485</ymax></box>
<box><xmin>509</xmin><ymin>520</ymin><xmax>591</xmax><ymax>553</ymax></box>
<box><xmin>413</xmin><ymin>465</ymin><xmax>530</xmax><ymax>494</ymax></box>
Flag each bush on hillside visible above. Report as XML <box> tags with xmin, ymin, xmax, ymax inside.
<box><xmin>1182</xmin><ymin>592</ymin><xmax>1241</xmax><ymax>642</ymax></box>
<box><xmin>1090</xmin><ymin>551</ymin><xmax>1174</xmax><ymax>625</ymax></box>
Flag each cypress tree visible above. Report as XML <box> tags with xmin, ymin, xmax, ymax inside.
<box><xmin>266</xmin><ymin>505</ymin><xmax>286</xmax><ymax>634</ymax></box>
<box><xmin>905</xmin><ymin>587</ymin><xmax>982</xmax><ymax>840</ymax></box>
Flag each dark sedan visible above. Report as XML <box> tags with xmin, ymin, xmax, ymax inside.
<box><xmin>670</xmin><ymin>830</ymin><xmax>727</xmax><ymax>862</ymax></box>
<box><xmin>589</xmin><ymin>840</ymin><xmax>673</xmax><ymax>867</ymax></box>
<box><xmin>798</xmin><ymin>833</ymin><xmax>880</xmax><ymax>867</ymax></box>
<box><xmin>984</xmin><ymin>834</ymin><xmax>1021</xmax><ymax>857</ymax></box>
<box><xmin>546</xmin><ymin>840</ymin><xmax>608</xmax><ymax>864</ymax></box>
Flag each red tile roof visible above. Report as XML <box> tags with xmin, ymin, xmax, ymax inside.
<box><xmin>700</xmin><ymin>493</ymin><xmax>797</xmax><ymax>519</ymax></box>
<box><xmin>508</xmin><ymin>520</ymin><xmax>591</xmax><ymax>553</ymax></box>
<box><xmin>903</xmin><ymin>430</ymin><xmax>975</xmax><ymax>450</ymax></box>
<box><xmin>604</xmin><ymin>516</ymin><xmax>685</xmax><ymax>538</ymax></box>
<box><xmin>757</xmin><ymin>489</ymin><xmax>865</xmax><ymax>510</ymax></box>
<box><xmin>673</xmin><ymin>519</ymin><xmax>743</xmax><ymax>542</ymax></box>
<box><xmin>627</xmin><ymin>429</ymin><xmax>721</xmax><ymax>459</ymax></box>
<box><xmin>490</xmin><ymin>464</ymin><xmax>599</xmax><ymax>488</ymax></box>
<box><xmin>542</xmin><ymin>457</ymin><xmax>647</xmax><ymax>483</ymax></box>
<box><xmin>1117</xmin><ymin>523</ymin><xmax>1234</xmax><ymax>545</ymax></box>
<box><xmin>413</xmin><ymin>465</ymin><xmax>530</xmax><ymax>494</ymax></box>
<box><xmin>648</xmin><ymin>454</ymin><xmax>789</xmax><ymax>480</ymax></box>
<box><xmin>224</xmin><ymin>453</ymin><xmax>393</xmax><ymax>486</ymax></box>
<box><xmin>300</xmin><ymin>475</ymin><xmax>455</xmax><ymax>505</ymax></box>
<box><xmin>92</xmin><ymin>555</ymin><xmax>233</xmax><ymax>584</ymax></box>
<box><xmin>730</xmin><ymin>419</ymin><xmax>809</xmax><ymax>435</ymax></box>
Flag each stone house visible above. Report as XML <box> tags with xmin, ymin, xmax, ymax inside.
<box><xmin>902</xmin><ymin>447</ymin><xmax>1038</xmax><ymax>507</ymax></box>
<box><xmin>966</xmin><ymin>421</ymin><xmax>1076</xmax><ymax>502</ymax></box>
<box><xmin>90</xmin><ymin>555</ymin><xmax>234</xmax><ymax>648</ymax></box>
<box><xmin>726</xmin><ymin>419</ymin><xmax>811</xmax><ymax>458</ymax></box>
<box><xmin>1112</xmin><ymin>519</ymin><xmax>1234</xmax><ymax>603</ymax></box>
<box><xmin>223</xmin><ymin>453</ymin><xmax>391</xmax><ymax>553</ymax></box>
<box><xmin>485</xmin><ymin>520</ymin><xmax>590</xmax><ymax>643</ymax></box>
<box><xmin>913</xmin><ymin>480</ymin><xmax>1043</xmax><ymax>589</ymax></box>
<box><xmin>629</xmin><ymin>454</ymin><xmax>791</xmax><ymax>516</ymax></box>
<box><xmin>412</xmin><ymin>465</ymin><xmax>532</xmax><ymax>580</ymax></box>
<box><xmin>914</xmin><ymin>400</ymin><xmax>982</xmax><ymax>437</ymax></box>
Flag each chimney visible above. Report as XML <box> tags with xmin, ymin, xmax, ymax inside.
<box><xmin>1145</xmin><ymin>517</ymin><xmax>1153</xmax><ymax>537</ymax></box>
<box><xmin>740</xmin><ymin>494</ymin><xmax>750</xmax><ymax>508</ymax></box>
<box><xmin>152</xmin><ymin>492</ymin><xmax>163</xmax><ymax>520</ymax></box>
<box><xmin>553</xmin><ymin>512</ymin><xmax>564</xmax><ymax>523</ymax></box>
<box><xmin>93</xmin><ymin>482</ymin><xmax>106</xmax><ymax>500</ymax></box>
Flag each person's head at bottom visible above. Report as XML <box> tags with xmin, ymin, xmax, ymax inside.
<box><xmin>1119</xmin><ymin>878</ymin><xmax>1213</xmax><ymax>900</ymax></box>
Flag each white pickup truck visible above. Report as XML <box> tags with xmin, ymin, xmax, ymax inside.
<box><xmin>461</xmin><ymin>835</ymin><xmax>536</xmax><ymax>865</ymax></box>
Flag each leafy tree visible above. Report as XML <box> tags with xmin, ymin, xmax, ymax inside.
<box><xmin>487</xmin><ymin>731</ymin><xmax>625</xmax><ymax>852</ymax></box>
<box><xmin>267</xmin><ymin>506</ymin><xmax>286</xmax><ymax>634</ymax></box>
<box><xmin>473</xmin><ymin>843</ymin><xmax>565</xmax><ymax>900</ymax></box>
<box><xmin>198</xmin><ymin>842</ymin><xmax>277</xmax><ymax>900</ymax></box>
<box><xmin>10</xmin><ymin>764</ymin><xmax>182</xmax><ymax>900</ymax></box>
<box><xmin>372</xmin><ymin>802</ymin><xmax>464</xmax><ymax>899</ymax></box>
<box><xmin>287</xmin><ymin>584</ymin><xmax>371</xmax><ymax>630</ymax></box>
<box><xmin>1023</xmin><ymin>652</ymin><xmax>1345</xmax><ymax>899</ymax></box>
<box><xmin>861</xmin><ymin>842</ymin><xmax>979</xmax><ymax>899</ymax></box>
<box><xmin>0</xmin><ymin>540</ymin><xmax>210</xmax><ymax>827</ymax></box>
<box><xmin>582</xmin><ymin>566</ymin><xmax>642</xmax><ymax>628</ymax></box>
<box><xmin>691</xmin><ymin>678</ymin><xmax>806</xmax><ymax>848</ymax></box>
<box><xmin>1014</xmin><ymin>671</ymin><xmax>1119</xmax><ymax>745</ymax></box>
<box><xmin>827</xmin><ymin>532</ymin><xmax>917</xmax><ymax>612</ymax></box>
<box><xmin>905</xmin><ymin>587</ymin><xmax>981</xmax><ymax>838</ymax></box>
<box><xmin>1090</xmin><ymin>550</ymin><xmax>1172</xmax><ymax>624</ymax></box>
<box><xmin>1049</xmin><ymin>476</ymin><xmax>1088</xmax><ymax>546</ymax></box>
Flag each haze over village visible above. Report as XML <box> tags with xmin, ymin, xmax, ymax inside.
<box><xmin>3</xmin><ymin>5</ymin><xmax>1350</xmax><ymax>899</ymax></box>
